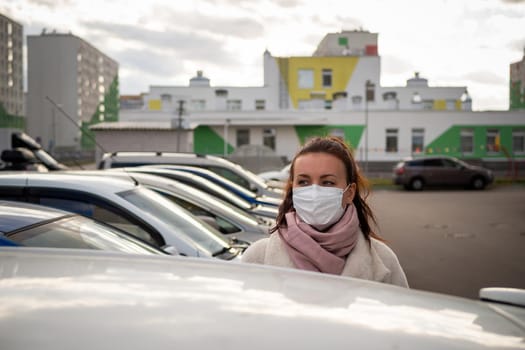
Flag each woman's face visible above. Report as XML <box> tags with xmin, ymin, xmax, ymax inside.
<box><xmin>292</xmin><ymin>152</ymin><xmax>356</xmax><ymax>204</ymax></box>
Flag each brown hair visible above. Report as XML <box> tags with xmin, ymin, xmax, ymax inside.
<box><xmin>271</xmin><ymin>136</ymin><xmax>382</xmax><ymax>242</ymax></box>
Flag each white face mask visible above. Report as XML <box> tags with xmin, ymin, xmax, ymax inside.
<box><xmin>292</xmin><ymin>184</ymin><xmax>350</xmax><ymax>230</ymax></box>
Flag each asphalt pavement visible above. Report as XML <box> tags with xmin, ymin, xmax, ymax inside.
<box><xmin>369</xmin><ymin>184</ymin><xmax>525</xmax><ymax>299</ymax></box>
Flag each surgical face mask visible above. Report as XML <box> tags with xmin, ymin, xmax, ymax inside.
<box><xmin>292</xmin><ymin>184</ymin><xmax>350</xmax><ymax>230</ymax></box>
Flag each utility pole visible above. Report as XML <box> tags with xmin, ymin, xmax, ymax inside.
<box><xmin>365</xmin><ymin>80</ymin><xmax>375</xmax><ymax>175</ymax></box>
<box><xmin>176</xmin><ymin>100</ymin><xmax>185</xmax><ymax>152</ymax></box>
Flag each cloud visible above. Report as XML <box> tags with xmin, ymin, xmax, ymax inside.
<box><xmin>381</xmin><ymin>54</ymin><xmax>415</xmax><ymax>75</ymax></box>
<box><xmin>25</xmin><ymin>0</ymin><xmax>73</xmax><ymax>9</ymax></box>
<box><xmin>462</xmin><ymin>71</ymin><xmax>507</xmax><ymax>85</ymax></box>
<box><xmin>509</xmin><ymin>38</ymin><xmax>525</xmax><ymax>53</ymax></box>
<box><xmin>500</xmin><ymin>0</ymin><xmax>525</xmax><ymax>3</ymax></box>
<box><xmin>80</xmin><ymin>21</ymin><xmax>237</xmax><ymax>66</ymax></box>
<box><xmin>152</xmin><ymin>6</ymin><xmax>265</xmax><ymax>39</ymax></box>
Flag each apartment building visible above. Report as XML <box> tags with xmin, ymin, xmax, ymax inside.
<box><xmin>26</xmin><ymin>31</ymin><xmax>118</xmax><ymax>154</ymax></box>
<box><xmin>0</xmin><ymin>13</ymin><xmax>23</xmax><ymax>118</ymax></box>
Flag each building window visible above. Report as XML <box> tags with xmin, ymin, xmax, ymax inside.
<box><xmin>512</xmin><ymin>129</ymin><xmax>525</xmax><ymax>154</ymax></box>
<box><xmin>460</xmin><ymin>129</ymin><xmax>474</xmax><ymax>154</ymax></box>
<box><xmin>255</xmin><ymin>100</ymin><xmax>265</xmax><ymax>110</ymax></box>
<box><xmin>486</xmin><ymin>129</ymin><xmax>500</xmax><ymax>153</ymax></box>
<box><xmin>236</xmin><ymin>129</ymin><xmax>250</xmax><ymax>147</ymax></box>
<box><xmin>227</xmin><ymin>99</ymin><xmax>242</xmax><ymax>111</ymax></box>
<box><xmin>322</xmin><ymin>69</ymin><xmax>332</xmax><ymax>88</ymax></box>
<box><xmin>352</xmin><ymin>95</ymin><xmax>362</xmax><ymax>105</ymax></box>
<box><xmin>411</xmin><ymin>128</ymin><xmax>424</xmax><ymax>154</ymax></box>
<box><xmin>386</xmin><ymin>128</ymin><xmax>398</xmax><ymax>153</ymax></box>
<box><xmin>161</xmin><ymin>94</ymin><xmax>172</xmax><ymax>103</ymax></box>
<box><xmin>324</xmin><ymin>100</ymin><xmax>332</xmax><ymax>110</ymax></box>
<box><xmin>263</xmin><ymin>128</ymin><xmax>276</xmax><ymax>150</ymax></box>
<box><xmin>191</xmin><ymin>99</ymin><xmax>206</xmax><ymax>111</ymax></box>
<box><xmin>298</xmin><ymin>69</ymin><xmax>314</xmax><ymax>89</ymax></box>
<box><xmin>422</xmin><ymin>100</ymin><xmax>433</xmax><ymax>110</ymax></box>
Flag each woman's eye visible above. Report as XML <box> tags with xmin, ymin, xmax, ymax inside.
<box><xmin>322</xmin><ymin>181</ymin><xmax>335</xmax><ymax>186</ymax></box>
<box><xmin>297</xmin><ymin>179</ymin><xmax>309</xmax><ymax>186</ymax></box>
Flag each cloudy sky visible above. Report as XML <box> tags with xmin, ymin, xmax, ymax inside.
<box><xmin>2</xmin><ymin>0</ymin><xmax>524</xmax><ymax>111</ymax></box>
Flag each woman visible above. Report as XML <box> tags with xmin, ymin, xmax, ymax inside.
<box><xmin>242</xmin><ymin>136</ymin><xmax>408</xmax><ymax>288</ymax></box>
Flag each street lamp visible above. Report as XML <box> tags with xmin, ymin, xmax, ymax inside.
<box><xmin>176</xmin><ymin>100</ymin><xmax>185</xmax><ymax>152</ymax></box>
<box><xmin>224</xmin><ymin>118</ymin><xmax>231</xmax><ymax>157</ymax></box>
<box><xmin>365</xmin><ymin>80</ymin><xmax>375</xmax><ymax>174</ymax></box>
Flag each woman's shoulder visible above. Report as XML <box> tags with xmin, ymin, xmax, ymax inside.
<box><xmin>369</xmin><ymin>237</ymin><xmax>400</xmax><ymax>262</ymax></box>
<box><xmin>241</xmin><ymin>237</ymin><xmax>270</xmax><ymax>263</ymax></box>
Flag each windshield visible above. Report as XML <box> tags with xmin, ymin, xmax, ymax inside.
<box><xmin>117</xmin><ymin>187</ymin><xmax>230</xmax><ymax>255</ymax></box>
<box><xmin>7</xmin><ymin>216</ymin><xmax>164</xmax><ymax>255</ymax></box>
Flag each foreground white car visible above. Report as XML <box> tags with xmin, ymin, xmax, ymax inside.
<box><xmin>0</xmin><ymin>248</ymin><xmax>523</xmax><ymax>349</ymax></box>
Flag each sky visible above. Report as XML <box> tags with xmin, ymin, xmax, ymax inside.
<box><xmin>2</xmin><ymin>0</ymin><xmax>525</xmax><ymax>111</ymax></box>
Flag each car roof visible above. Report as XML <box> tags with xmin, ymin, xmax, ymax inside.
<box><xmin>0</xmin><ymin>172</ymin><xmax>137</xmax><ymax>193</ymax></box>
<box><xmin>1</xmin><ymin>247</ymin><xmax>523</xmax><ymax>349</ymax></box>
<box><xmin>0</xmin><ymin>200</ymin><xmax>70</xmax><ymax>233</ymax></box>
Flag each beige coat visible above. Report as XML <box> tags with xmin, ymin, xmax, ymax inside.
<box><xmin>242</xmin><ymin>231</ymin><xmax>409</xmax><ymax>288</ymax></box>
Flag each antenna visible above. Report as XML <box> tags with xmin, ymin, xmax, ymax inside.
<box><xmin>46</xmin><ymin>96</ymin><xmax>109</xmax><ymax>154</ymax></box>
<box><xmin>45</xmin><ymin>96</ymin><xmax>111</xmax><ymax>169</ymax></box>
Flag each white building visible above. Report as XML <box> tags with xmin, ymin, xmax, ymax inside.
<box><xmin>92</xmin><ymin>30</ymin><xmax>523</xmax><ymax>172</ymax></box>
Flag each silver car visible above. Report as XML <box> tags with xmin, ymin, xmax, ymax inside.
<box><xmin>0</xmin><ymin>173</ymin><xmax>241</xmax><ymax>260</ymax></box>
<box><xmin>67</xmin><ymin>170</ymin><xmax>270</xmax><ymax>244</ymax></box>
<box><xmin>0</xmin><ymin>247</ymin><xmax>524</xmax><ymax>349</ymax></box>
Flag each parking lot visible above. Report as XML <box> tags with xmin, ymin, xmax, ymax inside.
<box><xmin>369</xmin><ymin>184</ymin><xmax>525</xmax><ymax>299</ymax></box>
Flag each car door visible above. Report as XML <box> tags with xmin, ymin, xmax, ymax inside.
<box><xmin>421</xmin><ymin>158</ymin><xmax>445</xmax><ymax>185</ymax></box>
<box><xmin>440</xmin><ymin>158</ymin><xmax>469</xmax><ymax>185</ymax></box>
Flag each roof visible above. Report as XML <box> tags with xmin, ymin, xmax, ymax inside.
<box><xmin>89</xmin><ymin>121</ymin><xmax>194</xmax><ymax>131</ymax></box>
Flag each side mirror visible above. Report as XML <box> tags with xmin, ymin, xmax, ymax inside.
<box><xmin>250</xmin><ymin>184</ymin><xmax>259</xmax><ymax>193</ymax></box>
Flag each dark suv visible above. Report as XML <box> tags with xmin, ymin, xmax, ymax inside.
<box><xmin>393</xmin><ymin>156</ymin><xmax>494</xmax><ymax>191</ymax></box>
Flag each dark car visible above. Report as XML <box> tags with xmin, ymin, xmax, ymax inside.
<box><xmin>393</xmin><ymin>156</ymin><xmax>494</xmax><ymax>191</ymax></box>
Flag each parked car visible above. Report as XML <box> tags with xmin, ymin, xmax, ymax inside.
<box><xmin>0</xmin><ymin>173</ymin><xmax>242</xmax><ymax>260</ymax></box>
<box><xmin>68</xmin><ymin>170</ymin><xmax>270</xmax><ymax>244</ymax></box>
<box><xmin>108</xmin><ymin>167</ymin><xmax>278</xmax><ymax>225</ymax></box>
<box><xmin>0</xmin><ymin>200</ymin><xmax>165</xmax><ymax>255</ymax></box>
<box><xmin>98</xmin><ymin>151</ymin><xmax>284</xmax><ymax>198</ymax></box>
<box><xmin>147</xmin><ymin>164</ymin><xmax>282</xmax><ymax>207</ymax></box>
<box><xmin>258</xmin><ymin>163</ymin><xmax>291</xmax><ymax>182</ymax></box>
<box><xmin>1</xmin><ymin>247</ymin><xmax>524</xmax><ymax>350</ymax></box>
<box><xmin>393</xmin><ymin>156</ymin><xmax>495</xmax><ymax>191</ymax></box>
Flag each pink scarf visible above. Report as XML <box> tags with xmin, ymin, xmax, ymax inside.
<box><xmin>278</xmin><ymin>205</ymin><xmax>360</xmax><ymax>275</ymax></box>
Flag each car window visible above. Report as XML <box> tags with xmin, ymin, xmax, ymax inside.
<box><xmin>442</xmin><ymin>158</ymin><xmax>459</xmax><ymax>168</ymax></box>
<box><xmin>152</xmin><ymin>188</ymin><xmax>241</xmax><ymax>234</ymax></box>
<box><xmin>118</xmin><ymin>187</ymin><xmax>230</xmax><ymax>254</ymax></box>
<box><xmin>423</xmin><ymin>159</ymin><xmax>444</xmax><ymax>167</ymax></box>
<box><xmin>407</xmin><ymin>159</ymin><xmax>424</xmax><ymax>166</ymax></box>
<box><xmin>204</xmin><ymin>166</ymin><xmax>251</xmax><ymax>189</ymax></box>
<box><xmin>38</xmin><ymin>197</ymin><xmax>161</xmax><ymax>246</ymax></box>
<box><xmin>7</xmin><ymin>215</ymin><xmax>162</xmax><ymax>254</ymax></box>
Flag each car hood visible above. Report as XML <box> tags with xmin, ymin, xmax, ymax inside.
<box><xmin>0</xmin><ymin>248</ymin><xmax>524</xmax><ymax>350</ymax></box>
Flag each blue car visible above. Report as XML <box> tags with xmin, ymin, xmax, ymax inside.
<box><xmin>146</xmin><ymin>165</ymin><xmax>282</xmax><ymax>207</ymax></box>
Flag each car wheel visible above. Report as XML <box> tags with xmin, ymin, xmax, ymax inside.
<box><xmin>410</xmin><ymin>178</ymin><xmax>424</xmax><ymax>191</ymax></box>
<box><xmin>471</xmin><ymin>177</ymin><xmax>485</xmax><ymax>190</ymax></box>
